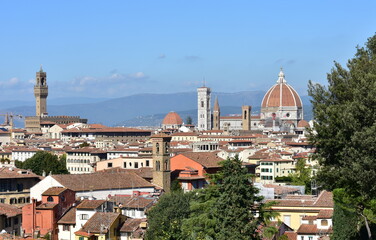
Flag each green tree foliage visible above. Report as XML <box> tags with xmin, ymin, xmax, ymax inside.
<box><xmin>289</xmin><ymin>158</ymin><xmax>312</xmax><ymax>193</ymax></box>
<box><xmin>185</xmin><ymin>116</ymin><xmax>193</xmax><ymax>125</ymax></box>
<box><xmin>181</xmin><ymin>181</ymin><xmax>221</xmax><ymax>239</ymax></box>
<box><xmin>145</xmin><ymin>190</ymin><xmax>193</xmax><ymax>240</ymax></box>
<box><xmin>18</xmin><ymin>151</ymin><xmax>69</xmax><ymax>176</ymax></box>
<box><xmin>308</xmin><ymin>34</ymin><xmax>376</xmax><ymax>239</ymax></box>
<box><xmin>79</xmin><ymin>142</ymin><xmax>90</xmax><ymax>148</ymax></box>
<box><xmin>146</xmin><ymin>156</ymin><xmax>277</xmax><ymax>240</ymax></box>
<box><xmin>212</xmin><ymin>156</ymin><xmax>263</xmax><ymax>240</ymax></box>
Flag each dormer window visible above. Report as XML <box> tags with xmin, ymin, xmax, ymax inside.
<box><xmin>47</xmin><ymin>196</ymin><xmax>53</xmax><ymax>202</ymax></box>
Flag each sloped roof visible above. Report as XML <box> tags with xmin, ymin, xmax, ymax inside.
<box><xmin>0</xmin><ymin>167</ymin><xmax>40</xmax><ymax>179</ymax></box>
<box><xmin>120</xmin><ymin>218</ymin><xmax>144</xmax><ymax>232</ymax></box>
<box><xmin>52</xmin><ymin>171</ymin><xmax>154</xmax><ymax>192</ymax></box>
<box><xmin>162</xmin><ymin>112</ymin><xmax>183</xmax><ymax>125</ymax></box>
<box><xmin>0</xmin><ymin>203</ymin><xmax>22</xmax><ymax>217</ymax></box>
<box><xmin>110</xmin><ymin>196</ymin><xmax>154</xmax><ymax>209</ymax></box>
<box><xmin>42</xmin><ymin>187</ymin><xmax>68</xmax><ymax>196</ymax></box>
<box><xmin>79</xmin><ymin>212</ymin><xmax>120</xmax><ymax>234</ymax></box>
<box><xmin>179</xmin><ymin>152</ymin><xmax>224</xmax><ymax>168</ymax></box>
<box><xmin>58</xmin><ymin>207</ymin><xmax>76</xmax><ymax>224</ymax></box>
<box><xmin>76</xmin><ymin>200</ymin><xmax>106</xmax><ymax>210</ymax></box>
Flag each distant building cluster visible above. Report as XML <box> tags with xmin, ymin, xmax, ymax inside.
<box><xmin>0</xmin><ymin>67</ymin><xmax>330</xmax><ymax>240</ymax></box>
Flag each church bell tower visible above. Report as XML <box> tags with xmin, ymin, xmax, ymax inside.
<box><xmin>34</xmin><ymin>66</ymin><xmax>48</xmax><ymax>117</ymax></box>
<box><xmin>152</xmin><ymin>133</ymin><xmax>172</xmax><ymax>192</ymax></box>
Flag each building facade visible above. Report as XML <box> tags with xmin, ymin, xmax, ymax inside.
<box><xmin>197</xmin><ymin>86</ymin><xmax>211</xmax><ymax>131</ymax></box>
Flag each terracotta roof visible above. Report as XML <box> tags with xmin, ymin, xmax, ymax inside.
<box><xmin>36</xmin><ymin>203</ymin><xmax>58</xmax><ymax>209</ymax></box>
<box><xmin>171</xmin><ymin>132</ymin><xmax>198</xmax><ymax>136</ymax></box>
<box><xmin>66</xmin><ymin>147</ymin><xmax>105</xmax><ymax>154</ymax></box>
<box><xmin>261</xmin><ymin>71</ymin><xmax>302</xmax><ymax>108</ymax></box>
<box><xmin>313</xmin><ymin>191</ymin><xmax>333</xmax><ymax>207</ymax></box>
<box><xmin>98</xmin><ymin>167</ymin><xmax>153</xmax><ymax>180</ymax></box>
<box><xmin>302</xmin><ymin>215</ymin><xmax>317</xmax><ymax>220</ymax></box>
<box><xmin>162</xmin><ymin>112</ymin><xmax>183</xmax><ymax>125</ymax></box>
<box><xmin>58</xmin><ymin>207</ymin><xmax>76</xmax><ymax>224</ymax></box>
<box><xmin>0</xmin><ymin>203</ymin><xmax>22</xmax><ymax>217</ymax></box>
<box><xmin>297</xmin><ymin>120</ymin><xmax>310</xmax><ymax>128</ymax></box>
<box><xmin>263</xmin><ymin>184</ymin><xmax>299</xmax><ymax>195</ymax></box>
<box><xmin>283</xmin><ymin>231</ymin><xmax>297</xmax><ymax>240</ymax></box>
<box><xmin>297</xmin><ymin>224</ymin><xmax>318</xmax><ymax>234</ymax></box>
<box><xmin>88</xmin><ymin>123</ymin><xmax>107</xmax><ymax>129</ymax></box>
<box><xmin>120</xmin><ymin>218</ymin><xmax>144</xmax><ymax>232</ymax></box>
<box><xmin>0</xmin><ymin>167</ymin><xmax>40</xmax><ymax>179</ymax></box>
<box><xmin>79</xmin><ymin>212</ymin><xmax>120</xmax><ymax>234</ymax></box>
<box><xmin>76</xmin><ymin>200</ymin><xmax>106</xmax><ymax>210</ymax></box>
<box><xmin>110</xmin><ymin>196</ymin><xmax>154</xmax><ymax>209</ymax></box>
<box><xmin>52</xmin><ymin>171</ymin><xmax>154</xmax><ymax>192</ymax></box>
<box><xmin>220</xmin><ymin>116</ymin><xmax>242</xmax><ymax>120</ymax></box>
<box><xmin>62</xmin><ymin>127</ymin><xmax>151</xmax><ymax>134</ymax></box>
<box><xmin>297</xmin><ymin>224</ymin><xmax>332</xmax><ymax>235</ymax></box>
<box><xmin>316</xmin><ymin>209</ymin><xmax>333</xmax><ymax>219</ymax></box>
<box><xmin>179</xmin><ymin>152</ymin><xmax>224</xmax><ymax>168</ymax></box>
<box><xmin>151</xmin><ymin>133</ymin><xmax>171</xmax><ymax>138</ymax></box>
<box><xmin>42</xmin><ymin>187</ymin><xmax>68</xmax><ymax>196</ymax></box>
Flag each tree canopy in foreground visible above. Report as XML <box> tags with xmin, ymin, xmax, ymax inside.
<box><xmin>146</xmin><ymin>156</ymin><xmax>277</xmax><ymax>240</ymax></box>
<box><xmin>308</xmin><ymin>33</ymin><xmax>376</xmax><ymax>239</ymax></box>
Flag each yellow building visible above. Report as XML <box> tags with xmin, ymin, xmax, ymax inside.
<box><xmin>75</xmin><ymin>212</ymin><xmax>124</xmax><ymax>240</ymax></box>
<box><xmin>267</xmin><ymin>190</ymin><xmax>333</xmax><ymax>231</ymax></box>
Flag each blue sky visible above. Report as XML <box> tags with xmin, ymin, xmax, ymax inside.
<box><xmin>1</xmin><ymin>1</ymin><xmax>376</xmax><ymax>101</ymax></box>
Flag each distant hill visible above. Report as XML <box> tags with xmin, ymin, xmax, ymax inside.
<box><xmin>0</xmin><ymin>91</ymin><xmax>312</xmax><ymax>127</ymax></box>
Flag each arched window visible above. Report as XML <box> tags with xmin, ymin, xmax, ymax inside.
<box><xmin>156</xmin><ymin>161</ymin><xmax>160</xmax><ymax>171</ymax></box>
<box><xmin>156</xmin><ymin>143</ymin><xmax>160</xmax><ymax>154</ymax></box>
<box><xmin>244</xmin><ymin>110</ymin><xmax>247</xmax><ymax>120</ymax></box>
<box><xmin>47</xmin><ymin>196</ymin><xmax>54</xmax><ymax>202</ymax></box>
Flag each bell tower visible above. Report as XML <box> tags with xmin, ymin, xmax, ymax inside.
<box><xmin>197</xmin><ymin>86</ymin><xmax>211</xmax><ymax>131</ymax></box>
<box><xmin>242</xmin><ymin>105</ymin><xmax>252</xmax><ymax>131</ymax></box>
<box><xmin>212</xmin><ymin>96</ymin><xmax>220</xmax><ymax>130</ymax></box>
<box><xmin>152</xmin><ymin>133</ymin><xmax>172</xmax><ymax>192</ymax></box>
<box><xmin>34</xmin><ymin>66</ymin><xmax>48</xmax><ymax>117</ymax></box>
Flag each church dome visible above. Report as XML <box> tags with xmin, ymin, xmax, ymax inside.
<box><xmin>162</xmin><ymin>112</ymin><xmax>183</xmax><ymax>125</ymax></box>
<box><xmin>261</xmin><ymin>69</ymin><xmax>302</xmax><ymax>108</ymax></box>
<box><xmin>297</xmin><ymin>119</ymin><xmax>309</xmax><ymax>128</ymax></box>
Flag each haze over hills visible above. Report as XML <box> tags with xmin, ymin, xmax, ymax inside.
<box><xmin>0</xmin><ymin>91</ymin><xmax>312</xmax><ymax>127</ymax></box>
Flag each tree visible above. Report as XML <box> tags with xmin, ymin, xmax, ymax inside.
<box><xmin>211</xmin><ymin>156</ymin><xmax>264</xmax><ymax>240</ymax></box>
<box><xmin>185</xmin><ymin>116</ymin><xmax>193</xmax><ymax>125</ymax></box>
<box><xmin>147</xmin><ymin>156</ymin><xmax>276</xmax><ymax>240</ymax></box>
<box><xmin>145</xmin><ymin>190</ymin><xmax>193</xmax><ymax>240</ymax></box>
<box><xmin>19</xmin><ymin>151</ymin><xmax>69</xmax><ymax>176</ymax></box>
<box><xmin>289</xmin><ymin>158</ymin><xmax>312</xmax><ymax>194</ymax></box>
<box><xmin>308</xmin><ymin>34</ymin><xmax>376</xmax><ymax>239</ymax></box>
<box><xmin>79</xmin><ymin>142</ymin><xmax>90</xmax><ymax>148</ymax></box>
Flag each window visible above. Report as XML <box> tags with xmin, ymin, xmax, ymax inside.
<box><xmin>123</xmin><ymin>162</ymin><xmax>127</xmax><ymax>168</ymax></box>
<box><xmin>107</xmin><ymin>162</ymin><xmax>113</xmax><ymax>168</ymax></box>
<box><xmin>135</xmin><ymin>162</ymin><xmax>139</xmax><ymax>168</ymax></box>
<box><xmin>201</xmin><ymin>101</ymin><xmax>204</xmax><ymax>108</ymax></box>
<box><xmin>321</xmin><ymin>220</ymin><xmax>328</xmax><ymax>226</ymax></box>
<box><xmin>79</xmin><ymin>214</ymin><xmax>89</xmax><ymax>220</ymax></box>
<box><xmin>63</xmin><ymin>225</ymin><xmax>70</xmax><ymax>231</ymax></box>
<box><xmin>47</xmin><ymin>196</ymin><xmax>54</xmax><ymax>202</ymax></box>
<box><xmin>0</xmin><ymin>198</ymin><xmax>5</xmax><ymax>203</ymax></box>
<box><xmin>156</xmin><ymin>161</ymin><xmax>160</xmax><ymax>171</ymax></box>
<box><xmin>146</xmin><ymin>160</ymin><xmax>150</xmax><ymax>167</ymax></box>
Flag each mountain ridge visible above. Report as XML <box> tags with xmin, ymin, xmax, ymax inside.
<box><xmin>0</xmin><ymin>91</ymin><xmax>312</xmax><ymax>127</ymax></box>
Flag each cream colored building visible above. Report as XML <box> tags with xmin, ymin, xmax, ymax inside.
<box><xmin>96</xmin><ymin>156</ymin><xmax>152</xmax><ymax>171</ymax></box>
<box><xmin>66</xmin><ymin>148</ymin><xmax>107</xmax><ymax>174</ymax></box>
<box><xmin>267</xmin><ymin>191</ymin><xmax>333</xmax><ymax>231</ymax></box>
